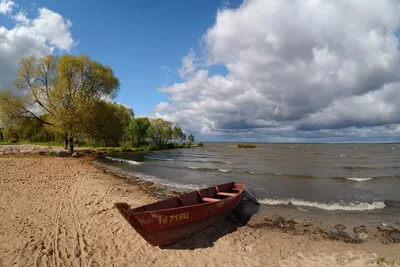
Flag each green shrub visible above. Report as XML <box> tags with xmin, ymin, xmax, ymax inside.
<box><xmin>197</xmin><ymin>143</ymin><xmax>204</xmax><ymax>147</ymax></box>
<box><xmin>229</xmin><ymin>144</ymin><xmax>257</xmax><ymax>148</ymax></box>
<box><xmin>145</xmin><ymin>143</ymin><xmax>158</xmax><ymax>151</ymax></box>
<box><xmin>165</xmin><ymin>143</ymin><xmax>175</xmax><ymax>149</ymax></box>
<box><xmin>238</xmin><ymin>144</ymin><xmax>257</xmax><ymax>148</ymax></box>
<box><xmin>377</xmin><ymin>257</ymin><xmax>388</xmax><ymax>265</ymax></box>
<box><xmin>3</xmin><ymin>127</ymin><xmax>19</xmax><ymax>143</ymax></box>
<box><xmin>8</xmin><ymin>137</ymin><xmax>19</xmax><ymax>143</ymax></box>
<box><xmin>120</xmin><ymin>140</ymin><xmax>133</xmax><ymax>151</ymax></box>
<box><xmin>74</xmin><ymin>139</ymin><xmax>87</xmax><ymax>147</ymax></box>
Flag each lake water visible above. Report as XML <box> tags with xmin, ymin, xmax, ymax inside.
<box><xmin>97</xmin><ymin>143</ymin><xmax>400</xmax><ymax>223</ymax></box>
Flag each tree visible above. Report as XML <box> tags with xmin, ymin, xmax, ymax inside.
<box><xmin>125</xmin><ymin>117</ymin><xmax>151</xmax><ymax>145</ymax></box>
<box><xmin>188</xmin><ymin>133</ymin><xmax>195</xmax><ymax>143</ymax></box>
<box><xmin>172</xmin><ymin>126</ymin><xmax>185</xmax><ymax>142</ymax></box>
<box><xmin>2</xmin><ymin>126</ymin><xmax>19</xmax><ymax>143</ymax></box>
<box><xmin>146</xmin><ymin>118</ymin><xmax>172</xmax><ymax>145</ymax></box>
<box><xmin>0</xmin><ymin>54</ymin><xmax>120</xmax><ymax>153</ymax></box>
<box><xmin>12</xmin><ymin>114</ymin><xmax>56</xmax><ymax>142</ymax></box>
<box><xmin>84</xmin><ymin>101</ymin><xmax>134</xmax><ymax>147</ymax></box>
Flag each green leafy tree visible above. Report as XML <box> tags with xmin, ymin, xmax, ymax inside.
<box><xmin>188</xmin><ymin>133</ymin><xmax>195</xmax><ymax>143</ymax></box>
<box><xmin>181</xmin><ymin>133</ymin><xmax>186</xmax><ymax>142</ymax></box>
<box><xmin>13</xmin><ymin>114</ymin><xmax>56</xmax><ymax>142</ymax></box>
<box><xmin>172</xmin><ymin>126</ymin><xmax>184</xmax><ymax>142</ymax></box>
<box><xmin>146</xmin><ymin>118</ymin><xmax>173</xmax><ymax>145</ymax></box>
<box><xmin>125</xmin><ymin>117</ymin><xmax>151</xmax><ymax>145</ymax></box>
<box><xmin>3</xmin><ymin>126</ymin><xmax>19</xmax><ymax>143</ymax></box>
<box><xmin>85</xmin><ymin>101</ymin><xmax>133</xmax><ymax>147</ymax></box>
<box><xmin>0</xmin><ymin>54</ymin><xmax>120</xmax><ymax>152</ymax></box>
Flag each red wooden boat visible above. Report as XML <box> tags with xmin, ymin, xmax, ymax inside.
<box><xmin>115</xmin><ymin>181</ymin><xmax>244</xmax><ymax>246</ymax></box>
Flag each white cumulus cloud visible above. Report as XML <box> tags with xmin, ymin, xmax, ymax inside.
<box><xmin>13</xmin><ymin>11</ymin><xmax>29</xmax><ymax>25</ymax></box>
<box><xmin>155</xmin><ymin>0</ymin><xmax>400</xmax><ymax>141</ymax></box>
<box><xmin>0</xmin><ymin>0</ymin><xmax>14</xmax><ymax>14</ymax></box>
<box><xmin>0</xmin><ymin>5</ymin><xmax>76</xmax><ymax>91</ymax></box>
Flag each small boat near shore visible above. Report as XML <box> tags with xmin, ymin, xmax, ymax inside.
<box><xmin>115</xmin><ymin>181</ymin><xmax>244</xmax><ymax>246</ymax></box>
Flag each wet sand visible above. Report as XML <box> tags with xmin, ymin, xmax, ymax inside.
<box><xmin>0</xmin><ymin>146</ymin><xmax>399</xmax><ymax>266</ymax></box>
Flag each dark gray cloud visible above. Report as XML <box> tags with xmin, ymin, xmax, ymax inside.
<box><xmin>155</xmin><ymin>0</ymin><xmax>400</xmax><ymax>141</ymax></box>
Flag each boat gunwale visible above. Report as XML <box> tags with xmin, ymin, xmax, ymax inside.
<box><xmin>122</xmin><ymin>184</ymin><xmax>244</xmax><ymax>215</ymax></box>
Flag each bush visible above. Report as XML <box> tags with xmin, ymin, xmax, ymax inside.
<box><xmin>197</xmin><ymin>143</ymin><xmax>204</xmax><ymax>147</ymax></box>
<box><xmin>237</xmin><ymin>144</ymin><xmax>257</xmax><ymax>148</ymax></box>
<box><xmin>3</xmin><ymin>127</ymin><xmax>19</xmax><ymax>143</ymax></box>
<box><xmin>165</xmin><ymin>143</ymin><xmax>175</xmax><ymax>149</ymax></box>
<box><xmin>186</xmin><ymin>142</ymin><xmax>192</xmax><ymax>148</ymax></box>
<box><xmin>145</xmin><ymin>143</ymin><xmax>158</xmax><ymax>151</ymax></box>
<box><xmin>74</xmin><ymin>139</ymin><xmax>87</xmax><ymax>147</ymax></box>
<box><xmin>8</xmin><ymin>137</ymin><xmax>19</xmax><ymax>143</ymax></box>
<box><xmin>120</xmin><ymin>140</ymin><xmax>133</xmax><ymax>151</ymax></box>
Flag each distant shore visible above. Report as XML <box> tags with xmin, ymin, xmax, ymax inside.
<box><xmin>0</xmin><ymin>145</ymin><xmax>399</xmax><ymax>266</ymax></box>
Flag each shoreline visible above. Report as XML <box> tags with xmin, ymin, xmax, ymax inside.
<box><xmin>1</xmin><ymin>145</ymin><xmax>399</xmax><ymax>266</ymax></box>
<box><xmin>100</xmin><ymin>164</ymin><xmax>400</xmax><ymax>245</ymax></box>
<box><xmin>92</xmin><ymin>154</ymin><xmax>400</xmax><ymax>245</ymax></box>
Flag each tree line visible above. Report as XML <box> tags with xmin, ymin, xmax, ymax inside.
<box><xmin>0</xmin><ymin>54</ymin><xmax>197</xmax><ymax>152</ymax></box>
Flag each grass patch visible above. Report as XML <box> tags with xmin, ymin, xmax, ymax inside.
<box><xmin>377</xmin><ymin>257</ymin><xmax>388</xmax><ymax>265</ymax></box>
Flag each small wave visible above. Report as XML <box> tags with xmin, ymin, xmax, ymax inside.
<box><xmin>342</xmin><ymin>166</ymin><xmax>375</xmax><ymax>170</ymax></box>
<box><xmin>335</xmin><ymin>176</ymin><xmax>399</xmax><ymax>181</ymax></box>
<box><xmin>144</xmin><ymin>156</ymin><xmax>173</xmax><ymax>161</ymax></box>
<box><xmin>273</xmin><ymin>173</ymin><xmax>316</xmax><ymax>179</ymax></box>
<box><xmin>346</xmin><ymin>177</ymin><xmax>373</xmax><ymax>182</ymax></box>
<box><xmin>186</xmin><ymin>166</ymin><xmax>215</xmax><ymax>172</ymax></box>
<box><xmin>245</xmin><ymin>171</ymin><xmax>316</xmax><ymax>179</ymax></box>
<box><xmin>202</xmin><ymin>160</ymin><xmax>234</xmax><ymax>165</ymax></box>
<box><xmin>339</xmin><ymin>154</ymin><xmax>346</xmax><ymax>157</ymax></box>
<box><xmin>257</xmin><ymin>198</ymin><xmax>386</xmax><ymax>211</ymax></box>
<box><xmin>296</xmin><ymin>207</ymin><xmax>309</xmax><ymax>212</ymax></box>
<box><xmin>188</xmin><ymin>166</ymin><xmax>200</xmax><ymax>170</ymax></box>
<box><xmin>134</xmin><ymin>172</ymin><xmax>207</xmax><ymax>190</ymax></box>
<box><xmin>186</xmin><ymin>166</ymin><xmax>232</xmax><ymax>173</ymax></box>
<box><xmin>105</xmin><ymin>156</ymin><xmax>141</xmax><ymax>165</ymax></box>
<box><xmin>178</xmin><ymin>159</ymin><xmax>233</xmax><ymax>165</ymax></box>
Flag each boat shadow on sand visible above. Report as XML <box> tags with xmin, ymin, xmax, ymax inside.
<box><xmin>160</xmin><ymin>195</ymin><xmax>260</xmax><ymax>250</ymax></box>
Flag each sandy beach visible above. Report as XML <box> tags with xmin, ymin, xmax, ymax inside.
<box><xmin>0</xmin><ymin>146</ymin><xmax>399</xmax><ymax>266</ymax></box>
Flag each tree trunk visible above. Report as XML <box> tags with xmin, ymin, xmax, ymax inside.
<box><xmin>69</xmin><ymin>136</ymin><xmax>74</xmax><ymax>154</ymax></box>
<box><xmin>64</xmin><ymin>133</ymin><xmax>69</xmax><ymax>149</ymax></box>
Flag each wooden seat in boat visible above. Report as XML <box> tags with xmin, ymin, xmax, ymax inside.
<box><xmin>202</xmin><ymin>197</ymin><xmax>222</xmax><ymax>203</ymax></box>
<box><xmin>217</xmin><ymin>192</ymin><xmax>238</xmax><ymax>197</ymax></box>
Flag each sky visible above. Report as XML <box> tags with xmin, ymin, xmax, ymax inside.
<box><xmin>1</xmin><ymin>0</ymin><xmax>400</xmax><ymax>143</ymax></box>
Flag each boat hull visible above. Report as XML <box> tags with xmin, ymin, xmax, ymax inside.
<box><xmin>141</xmin><ymin>205</ymin><xmax>236</xmax><ymax>246</ymax></box>
<box><xmin>115</xmin><ymin>182</ymin><xmax>244</xmax><ymax>246</ymax></box>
